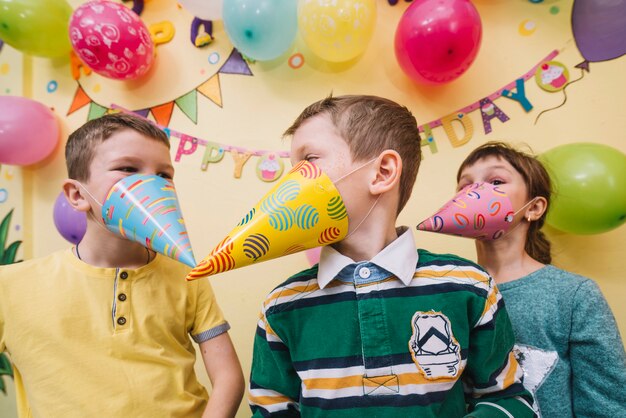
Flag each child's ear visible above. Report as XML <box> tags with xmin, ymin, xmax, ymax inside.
<box><xmin>526</xmin><ymin>196</ymin><xmax>548</xmax><ymax>222</ymax></box>
<box><xmin>62</xmin><ymin>179</ymin><xmax>91</xmax><ymax>212</ymax></box>
<box><xmin>370</xmin><ymin>150</ymin><xmax>402</xmax><ymax>195</ymax></box>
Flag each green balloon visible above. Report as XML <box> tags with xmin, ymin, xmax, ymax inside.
<box><xmin>540</xmin><ymin>143</ymin><xmax>626</xmax><ymax>235</ymax></box>
<box><xmin>0</xmin><ymin>0</ymin><xmax>72</xmax><ymax>58</ymax></box>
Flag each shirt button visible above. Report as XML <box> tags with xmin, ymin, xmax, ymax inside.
<box><xmin>118</xmin><ymin>293</ymin><xmax>127</xmax><ymax>302</ymax></box>
<box><xmin>117</xmin><ymin>317</ymin><xmax>126</xmax><ymax>325</ymax></box>
<box><xmin>119</xmin><ymin>271</ymin><xmax>128</xmax><ymax>279</ymax></box>
<box><xmin>359</xmin><ymin>267</ymin><xmax>371</xmax><ymax>279</ymax></box>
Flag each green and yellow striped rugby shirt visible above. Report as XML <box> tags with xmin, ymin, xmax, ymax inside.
<box><xmin>250</xmin><ymin>228</ymin><xmax>535</xmax><ymax>417</ymax></box>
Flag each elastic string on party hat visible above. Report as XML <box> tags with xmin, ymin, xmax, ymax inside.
<box><xmin>331</xmin><ymin>157</ymin><xmax>381</xmax><ymax>239</ymax></box>
<box><xmin>75</xmin><ymin>241</ymin><xmax>152</xmax><ymax>265</ymax></box>
<box><xmin>77</xmin><ymin>182</ymin><xmax>103</xmax><ymax>208</ymax></box>
<box><xmin>332</xmin><ymin>157</ymin><xmax>378</xmax><ymax>185</ymax></box>
<box><xmin>504</xmin><ymin>197</ymin><xmax>539</xmax><ymax>223</ymax></box>
<box><xmin>76</xmin><ymin>182</ymin><xmax>114</xmax><ymax>234</ymax></box>
<box><xmin>344</xmin><ymin>194</ymin><xmax>382</xmax><ymax>239</ymax></box>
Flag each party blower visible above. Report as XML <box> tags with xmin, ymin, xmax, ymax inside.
<box><xmin>186</xmin><ymin>161</ymin><xmax>349</xmax><ymax>281</ymax></box>
<box><xmin>416</xmin><ymin>182</ymin><xmax>514</xmax><ymax>240</ymax></box>
<box><xmin>101</xmin><ymin>174</ymin><xmax>196</xmax><ymax>267</ymax></box>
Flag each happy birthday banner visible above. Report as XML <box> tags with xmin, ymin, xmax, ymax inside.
<box><xmin>111</xmin><ymin>49</ymin><xmax>559</xmax><ymax>183</ymax></box>
<box><xmin>418</xmin><ymin>49</ymin><xmax>559</xmax><ymax>156</ymax></box>
<box><xmin>110</xmin><ymin>103</ymin><xmax>290</xmax><ymax>183</ymax></box>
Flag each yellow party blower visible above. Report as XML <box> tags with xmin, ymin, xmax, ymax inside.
<box><xmin>186</xmin><ymin>161</ymin><xmax>349</xmax><ymax>280</ymax></box>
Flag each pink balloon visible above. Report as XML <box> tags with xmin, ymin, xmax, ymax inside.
<box><xmin>305</xmin><ymin>247</ymin><xmax>321</xmax><ymax>266</ymax></box>
<box><xmin>69</xmin><ymin>1</ymin><xmax>154</xmax><ymax>80</ymax></box>
<box><xmin>0</xmin><ymin>96</ymin><xmax>59</xmax><ymax>166</ymax></box>
<box><xmin>394</xmin><ymin>0</ymin><xmax>482</xmax><ymax>85</ymax></box>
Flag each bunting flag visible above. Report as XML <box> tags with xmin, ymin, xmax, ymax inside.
<box><xmin>150</xmin><ymin>102</ymin><xmax>175</xmax><ymax>127</ymax></box>
<box><xmin>175</xmin><ymin>90</ymin><xmax>198</xmax><ymax>123</ymax></box>
<box><xmin>87</xmin><ymin>102</ymin><xmax>108</xmax><ymax>121</ymax></box>
<box><xmin>133</xmin><ymin>108</ymin><xmax>151</xmax><ymax>118</ymax></box>
<box><xmin>197</xmin><ymin>74</ymin><xmax>222</xmax><ymax>107</ymax></box>
<box><xmin>219</xmin><ymin>48</ymin><xmax>253</xmax><ymax>76</ymax></box>
<box><xmin>110</xmin><ymin>49</ymin><xmax>561</xmax><ymax>183</ymax></box>
<box><xmin>67</xmin><ymin>86</ymin><xmax>91</xmax><ymax>115</ymax></box>
<box><xmin>67</xmin><ymin>47</ymin><xmax>253</xmax><ymax>126</ymax></box>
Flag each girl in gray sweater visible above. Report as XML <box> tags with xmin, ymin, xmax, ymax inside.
<box><xmin>456</xmin><ymin>141</ymin><xmax>626</xmax><ymax>418</ymax></box>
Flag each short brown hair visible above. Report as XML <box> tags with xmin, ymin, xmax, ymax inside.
<box><xmin>284</xmin><ymin>95</ymin><xmax>421</xmax><ymax>214</ymax></box>
<box><xmin>65</xmin><ymin>113</ymin><xmax>170</xmax><ymax>181</ymax></box>
<box><xmin>457</xmin><ymin>141</ymin><xmax>553</xmax><ymax>264</ymax></box>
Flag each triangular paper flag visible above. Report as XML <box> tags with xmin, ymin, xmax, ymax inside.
<box><xmin>133</xmin><ymin>108</ymin><xmax>151</xmax><ymax>118</ymax></box>
<box><xmin>150</xmin><ymin>102</ymin><xmax>175</xmax><ymax>127</ymax></box>
<box><xmin>416</xmin><ymin>182</ymin><xmax>515</xmax><ymax>240</ymax></box>
<box><xmin>197</xmin><ymin>74</ymin><xmax>222</xmax><ymax>107</ymax></box>
<box><xmin>175</xmin><ymin>90</ymin><xmax>198</xmax><ymax>123</ymax></box>
<box><xmin>187</xmin><ymin>161</ymin><xmax>348</xmax><ymax>280</ymax></box>
<box><xmin>219</xmin><ymin>48</ymin><xmax>253</xmax><ymax>76</ymax></box>
<box><xmin>67</xmin><ymin>86</ymin><xmax>91</xmax><ymax>115</ymax></box>
<box><xmin>87</xmin><ymin>103</ymin><xmax>108</xmax><ymax>121</ymax></box>
<box><xmin>102</xmin><ymin>174</ymin><xmax>196</xmax><ymax>267</ymax></box>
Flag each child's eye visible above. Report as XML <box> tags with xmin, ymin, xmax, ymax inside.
<box><xmin>157</xmin><ymin>172</ymin><xmax>173</xmax><ymax>179</ymax></box>
<box><xmin>304</xmin><ymin>155</ymin><xmax>318</xmax><ymax>162</ymax></box>
<box><xmin>490</xmin><ymin>179</ymin><xmax>504</xmax><ymax>186</ymax></box>
<box><xmin>116</xmin><ymin>167</ymin><xmax>137</xmax><ymax>173</ymax></box>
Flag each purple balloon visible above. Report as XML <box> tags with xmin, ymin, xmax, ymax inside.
<box><xmin>572</xmin><ymin>0</ymin><xmax>626</xmax><ymax>70</ymax></box>
<box><xmin>53</xmin><ymin>192</ymin><xmax>87</xmax><ymax>245</ymax></box>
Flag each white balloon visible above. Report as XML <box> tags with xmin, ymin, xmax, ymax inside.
<box><xmin>179</xmin><ymin>0</ymin><xmax>223</xmax><ymax>20</ymax></box>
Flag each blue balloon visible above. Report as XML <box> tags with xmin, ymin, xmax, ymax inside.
<box><xmin>223</xmin><ymin>0</ymin><xmax>297</xmax><ymax>61</ymax></box>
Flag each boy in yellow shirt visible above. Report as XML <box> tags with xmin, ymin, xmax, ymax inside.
<box><xmin>0</xmin><ymin>113</ymin><xmax>244</xmax><ymax>417</ymax></box>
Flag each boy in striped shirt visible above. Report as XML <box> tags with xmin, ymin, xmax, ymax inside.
<box><xmin>249</xmin><ymin>95</ymin><xmax>535</xmax><ymax>417</ymax></box>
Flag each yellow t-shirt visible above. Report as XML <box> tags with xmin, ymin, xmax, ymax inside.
<box><xmin>0</xmin><ymin>249</ymin><xmax>229</xmax><ymax>417</ymax></box>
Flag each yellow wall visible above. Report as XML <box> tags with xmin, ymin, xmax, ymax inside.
<box><xmin>1</xmin><ymin>1</ymin><xmax>625</xmax><ymax>416</ymax></box>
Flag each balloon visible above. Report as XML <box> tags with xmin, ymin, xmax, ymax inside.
<box><xmin>53</xmin><ymin>192</ymin><xmax>87</xmax><ymax>245</ymax></box>
<box><xmin>0</xmin><ymin>0</ymin><xmax>72</xmax><ymax>58</ymax></box>
<box><xmin>572</xmin><ymin>0</ymin><xmax>626</xmax><ymax>71</ymax></box>
<box><xmin>0</xmin><ymin>96</ymin><xmax>59</xmax><ymax>166</ymax></box>
<box><xmin>394</xmin><ymin>0</ymin><xmax>482</xmax><ymax>85</ymax></box>
<box><xmin>540</xmin><ymin>143</ymin><xmax>626</xmax><ymax>235</ymax></box>
<box><xmin>305</xmin><ymin>247</ymin><xmax>321</xmax><ymax>266</ymax></box>
<box><xmin>69</xmin><ymin>1</ymin><xmax>154</xmax><ymax>80</ymax></box>
<box><xmin>298</xmin><ymin>0</ymin><xmax>377</xmax><ymax>63</ymax></box>
<box><xmin>223</xmin><ymin>0</ymin><xmax>297</xmax><ymax>61</ymax></box>
<box><xmin>179</xmin><ymin>0</ymin><xmax>223</xmax><ymax>20</ymax></box>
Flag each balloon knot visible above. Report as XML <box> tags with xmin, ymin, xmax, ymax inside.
<box><xmin>575</xmin><ymin>61</ymin><xmax>590</xmax><ymax>72</ymax></box>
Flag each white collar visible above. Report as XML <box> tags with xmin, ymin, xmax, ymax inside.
<box><xmin>317</xmin><ymin>226</ymin><xmax>418</xmax><ymax>289</ymax></box>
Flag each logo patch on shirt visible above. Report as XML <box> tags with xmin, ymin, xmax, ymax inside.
<box><xmin>408</xmin><ymin>311</ymin><xmax>461</xmax><ymax>379</ymax></box>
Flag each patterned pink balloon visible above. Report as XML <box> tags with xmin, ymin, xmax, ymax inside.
<box><xmin>69</xmin><ymin>1</ymin><xmax>154</xmax><ymax>80</ymax></box>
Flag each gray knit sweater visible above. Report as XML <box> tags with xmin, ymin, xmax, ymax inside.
<box><xmin>498</xmin><ymin>265</ymin><xmax>626</xmax><ymax>418</ymax></box>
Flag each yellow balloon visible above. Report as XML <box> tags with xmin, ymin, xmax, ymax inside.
<box><xmin>298</xmin><ymin>0</ymin><xmax>377</xmax><ymax>63</ymax></box>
